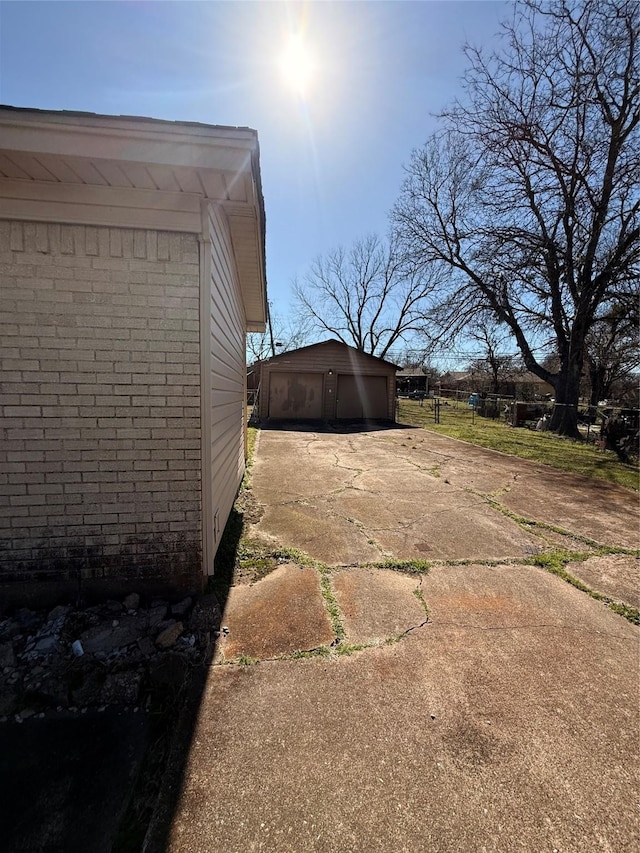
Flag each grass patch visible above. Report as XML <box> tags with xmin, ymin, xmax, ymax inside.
<box><xmin>398</xmin><ymin>400</ymin><xmax>639</xmax><ymax>492</ymax></box>
<box><xmin>234</xmin><ymin>539</ymin><xmax>319</xmax><ymax>585</ymax></box>
<box><xmin>412</xmin><ymin>587</ymin><xmax>431</xmax><ymax>620</ymax></box>
<box><xmin>210</xmin><ymin>426</ymin><xmax>262</xmax><ymax>595</ymax></box>
<box><xmin>268</xmin><ymin>545</ymin><xmax>321</xmax><ymax>567</ymax></box>
<box><xmin>366</xmin><ymin>558</ymin><xmax>432</xmax><ymax>575</ymax></box>
<box><xmin>242</xmin><ymin>426</ymin><xmax>258</xmax><ymax>485</ymax></box>
<box><xmin>439</xmin><ymin>557</ymin><xmax>510</xmax><ymax>568</ymax></box>
<box><xmin>318</xmin><ymin>565</ymin><xmax>345</xmax><ymax>640</ymax></box>
<box><xmin>289</xmin><ymin>646</ymin><xmax>332</xmax><ymax>660</ymax></box>
<box><xmin>334</xmin><ymin>641</ymin><xmax>368</xmax><ymax>656</ymax></box>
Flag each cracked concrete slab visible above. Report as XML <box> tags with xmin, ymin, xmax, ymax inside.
<box><xmin>332</xmin><ymin>567</ymin><xmax>427</xmax><ymax>644</ymax></box>
<box><xmin>500</xmin><ymin>472</ymin><xmax>638</xmax><ymax>548</ymax></box>
<box><xmin>213</xmin><ymin>564</ymin><xmax>334</xmax><ymax>662</ymax></box>
<box><xmin>381</xmin><ymin>431</ymin><xmax>516</xmax><ymax>494</ymax></box>
<box><xmin>164</xmin><ymin>566</ymin><xmax>638</xmax><ymax>853</ymax></box>
<box><xmin>259</xmin><ymin>503</ymin><xmax>381</xmax><ymax>565</ymax></box>
<box><xmin>422</xmin><ymin>561</ymin><xmax>615</xmax><ymax>628</ymax></box>
<box><xmin>565</xmin><ymin>554</ymin><xmax>640</xmax><ymax>609</ymax></box>
<box><xmin>370</xmin><ymin>491</ymin><xmax>542</xmax><ymax>560</ymax></box>
<box><xmin>251</xmin><ymin>427</ymin><xmax>639</xmax><ymax>566</ymax></box>
<box><xmin>252</xmin><ymin>428</ymin><xmax>550</xmax><ymax>565</ymax></box>
<box><xmin>392</xmin><ymin>430</ymin><xmax>639</xmax><ymax>549</ymax></box>
<box><xmin>251</xmin><ymin>434</ymin><xmax>355</xmax><ymax>505</ymax></box>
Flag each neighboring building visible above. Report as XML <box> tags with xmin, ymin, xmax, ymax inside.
<box><xmin>510</xmin><ymin>371</ymin><xmax>555</xmax><ymax>400</ymax></box>
<box><xmin>438</xmin><ymin>369</ymin><xmax>554</xmax><ymax>400</ymax></box>
<box><xmin>438</xmin><ymin>371</ymin><xmax>474</xmax><ymax>394</ymax></box>
<box><xmin>0</xmin><ymin>107</ymin><xmax>267</xmax><ymax>604</ymax></box>
<box><xmin>257</xmin><ymin>340</ymin><xmax>398</xmax><ymax>422</ymax></box>
<box><xmin>396</xmin><ymin>367</ymin><xmax>430</xmax><ymax>397</ymax></box>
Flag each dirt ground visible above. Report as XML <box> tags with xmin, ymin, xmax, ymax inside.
<box><xmin>153</xmin><ymin>423</ymin><xmax>639</xmax><ymax>853</ymax></box>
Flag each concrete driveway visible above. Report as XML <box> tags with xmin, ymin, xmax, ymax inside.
<box><xmin>251</xmin><ymin>424</ymin><xmax>639</xmax><ymax>561</ymax></box>
<box><xmin>155</xmin><ymin>424</ymin><xmax>639</xmax><ymax>853</ymax></box>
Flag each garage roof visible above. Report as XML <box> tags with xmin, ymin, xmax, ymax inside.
<box><xmin>262</xmin><ymin>339</ymin><xmax>399</xmax><ymax>370</ymax></box>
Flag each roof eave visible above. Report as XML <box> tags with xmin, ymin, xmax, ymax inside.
<box><xmin>0</xmin><ymin>106</ymin><xmax>268</xmax><ymax>330</ymax></box>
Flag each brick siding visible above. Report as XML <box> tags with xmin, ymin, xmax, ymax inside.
<box><xmin>0</xmin><ymin>221</ymin><xmax>202</xmax><ymax>597</ymax></box>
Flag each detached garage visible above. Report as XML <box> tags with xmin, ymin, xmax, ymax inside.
<box><xmin>257</xmin><ymin>340</ymin><xmax>398</xmax><ymax>422</ymax></box>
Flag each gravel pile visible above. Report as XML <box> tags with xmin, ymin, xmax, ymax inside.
<box><xmin>0</xmin><ymin>591</ymin><xmax>224</xmax><ymax>722</ymax></box>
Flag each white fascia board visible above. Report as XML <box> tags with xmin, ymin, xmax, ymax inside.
<box><xmin>0</xmin><ymin>112</ymin><xmax>257</xmax><ymax>174</ymax></box>
<box><xmin>0</xmin><ymin>178</ymin><xmax>202</xmax><ymax>232</ymax></box>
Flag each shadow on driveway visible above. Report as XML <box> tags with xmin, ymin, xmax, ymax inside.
<box><xmin>139</xmin><ymin>504</ymin><xmax>245</xmax><ymax>853</ymax></box>
<box><xmin>259</xmin><ymin>417</ymin><xmax>413</xmax><ymax>434</ymax></box>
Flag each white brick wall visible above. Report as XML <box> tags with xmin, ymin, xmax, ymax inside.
<box><xmin>0</xmin><ymin>221</ymin><xmax>202</xmax><ymax>592</ymax></box>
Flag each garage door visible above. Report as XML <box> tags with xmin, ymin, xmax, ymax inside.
<box><xmin>336</xmin><ymin>375</ymin><xmax>388</xmax><ymax>419</ymax></box>
<box><xmin>268</xmin><ymin>372</ymin><xmax>323</xmax><ymax>419</ymax></box>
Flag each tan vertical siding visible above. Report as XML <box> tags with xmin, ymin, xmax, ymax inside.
<box><xmin>207</xmin><ymin>205</ymin><xmax>246</xmax><ymax>569</ymax></box>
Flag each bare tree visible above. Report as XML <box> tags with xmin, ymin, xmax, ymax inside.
<box><xmin>585</xmin><ymin>303</ymin><xmax>639</xmax><ymax>404</ymax></box>
<box><xmin>293</xmin><ymin>234</ymin><xmax>441</xmax><ymax>359</ymax></box>
<box><xmin>393</xmin><ymin>0</ymin><xmax>640</xmax><ymax>436</ymax></box>
<box><xmin>467</xmin><ymin>317</ymin><xmax>519</xmax><ymax>394</ymax></box>
<box><xmin>247</xmin><ymin>308</ymin><xmax>310</xmax><ymax>363</ymax></box>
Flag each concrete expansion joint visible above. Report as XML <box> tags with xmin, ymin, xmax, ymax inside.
<box><xmin>217</xmin><ymin>631</ymin><xmax>438</xmax><ymax>667</ymax></box>
<box><xmin>333</xmin><ymin>461</ymin><xmax>365</xmax><ymax>477</ymax></box>
<box><xmin>313</xmin><ymin>563</ymin><xmax>346</xmax><ymax>642</ymax></box>
<box><xmin>405</xmin><ymin>457</ymin><xmax>433</xmax><ymax>473</ymax></box>
<box><xmin>340</xmin><ymin>485</ymin><xmax>374</xmax><ymax>496</ymax></box>
<box><xmin>485</xmin><ymin>484</ymin><xmax>513</xmax><ymax>498</ymax></box>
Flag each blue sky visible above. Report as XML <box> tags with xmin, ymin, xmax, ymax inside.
<box><xmin>0</xmin><ymin>0</ymin><xmax>509</xmax><ymax>326</ymax></box>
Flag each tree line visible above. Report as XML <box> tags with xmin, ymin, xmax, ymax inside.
<box><xmin>250</xmin><ymin>0</ymin><xmax>639</xmax><ymax>438</ymax></box>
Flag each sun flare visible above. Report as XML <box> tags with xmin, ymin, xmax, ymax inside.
<box><xmin>279</xmin><ymin>33</ymin><xmax>316</xmax><ymax>95</ymax></box>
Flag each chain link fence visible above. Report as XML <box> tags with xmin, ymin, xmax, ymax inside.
<box><xmin>398</xmin><ymin>390</ymin><xmax>639</xmax><ymax>462</ymax></box>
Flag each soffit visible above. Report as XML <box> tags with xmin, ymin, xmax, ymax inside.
<box><xmin>0</xmin><ymin>113</ymin><xmax>255</xmax><ymax>204</ymax></box>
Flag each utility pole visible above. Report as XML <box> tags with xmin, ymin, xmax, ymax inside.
<box><xmin>267</xmin><ymin>301</ymin><xmax>276</xmax><ymax>358</ymax></box>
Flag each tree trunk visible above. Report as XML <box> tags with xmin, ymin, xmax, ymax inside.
<box><xmin>549</xmin><ymin>364</ymin><xmax>582</xmax><ymax>438</ymax></box>
<box><xmin>589</xmin><ymin>363</ymin><xmax>607</xmax><ymax>407</ymax></box>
